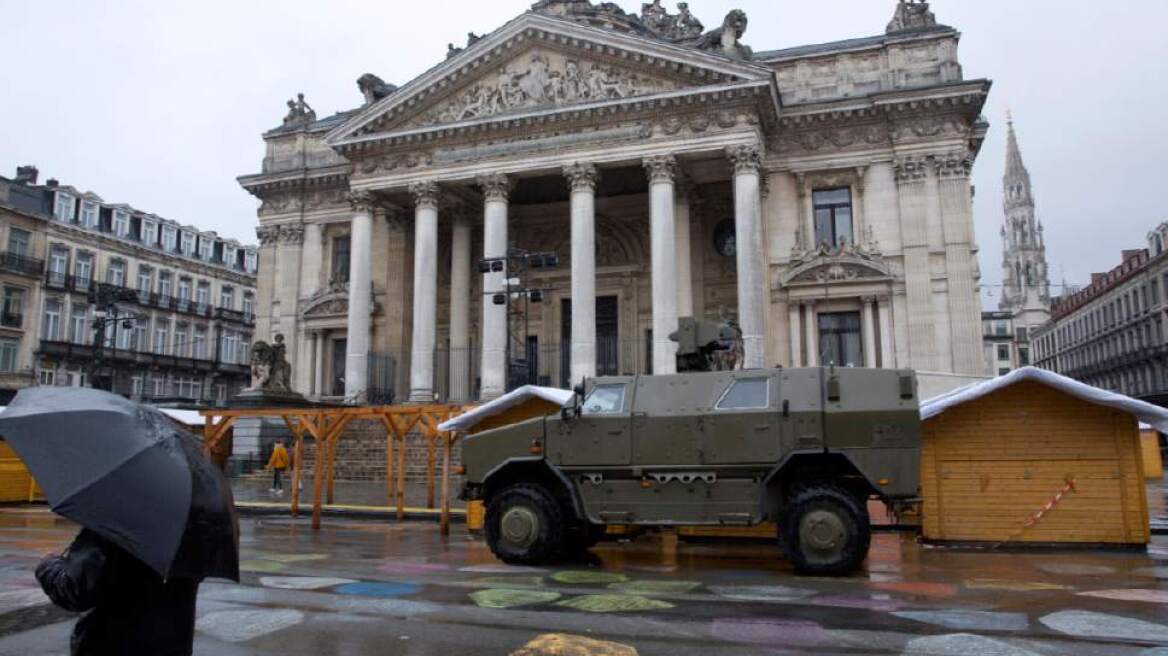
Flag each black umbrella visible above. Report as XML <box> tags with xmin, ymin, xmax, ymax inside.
<box><xmin>0</xmin><ymin>387</ymin><xmax>238</xmax><ymax>581</ymax></box>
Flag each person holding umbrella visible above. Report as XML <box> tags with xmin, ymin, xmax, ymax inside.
<box><xmin>0</xmin><ymin>387</ymin><xmax>239</xmax><ymax>656</ymax></box>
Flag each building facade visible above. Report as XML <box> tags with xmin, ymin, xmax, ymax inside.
<box><xmin>0</xmin><ymin>167</ymin><xmax>259</xmax><ymax>405</ymax></box>
<box><xmin>981</xmin><ymin>117</ymin><xmax>1050</xmax><ymax>376</ymax></box>
<box><xmin>241</xmin><ymin>0</ymin><xmax>990</xmax><ymax>404</ymax></box>
<box><xmin>1033</xmin><ymin>232</ymin><xmax>1168</xmax><ymax>406</ymax></box>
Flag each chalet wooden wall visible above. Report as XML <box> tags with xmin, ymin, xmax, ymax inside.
<box><xmin>0</xmin><ymin>441</ymin><xmax>38</xmax><ymax>503</ymax></box>
<box><xmin>922</xmin><ymin>380</ymin><xmax>1149</xmax><ymax>545</ymax></box>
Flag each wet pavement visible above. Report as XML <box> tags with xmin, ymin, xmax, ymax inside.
<box><xmin>2</xmin><ymin>506</ymin><xmax>1168</xmax><ymax>655</ymax></box>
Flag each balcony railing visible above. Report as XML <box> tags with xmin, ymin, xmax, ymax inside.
<box><xmin>0</xmin><ymin>252</ymin><xmax>44</xmax><ymax>277</ymax></box>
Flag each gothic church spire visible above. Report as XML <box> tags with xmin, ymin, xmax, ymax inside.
<box><xmin>999</xmin><ymin>112</ymin><xmax>1050</xmax><ymax>317</ymax></box>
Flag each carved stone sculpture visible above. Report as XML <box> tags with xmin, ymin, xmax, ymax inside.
<box><xmin>886</xmin><ymin>0</ymin><xmax>937</xmax><ymax>33</ymax></box>
<box><xmin>357</xmin><ymin>74</ymin><xmax>397</xmax><ymax>105</ymax></box>
<box><xmin>640</xmin><ymin>0</ymin><xmax>704</xmax><ymax>41</ymax></box>
<box><xmin>282</xmin><ymin>93</ymin><xmax>316</xmax><ymax>126</ymax></box>
<box><xmin>249</xmin><ymin>334</ymin><xmax>292</xmax><ymax>393</ymax></box>
<box><xmin>692</xmin><ymin>9</ymin><xmax>752</xmax><ymax>60</ymax></box>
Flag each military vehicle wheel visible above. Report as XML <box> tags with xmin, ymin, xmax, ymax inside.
<box><xmin>781</xmin><ymin>485</ymin><xmax>871</xmax><ymax>576</ymax></box>
<box><xmin>485</xmin><ymin>484</ymin><xmax>564</xmax><ymax>565</ymax></box>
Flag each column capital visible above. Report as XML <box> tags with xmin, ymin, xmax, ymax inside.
<box><xmin>861</xmin><ymin>295</ymin><xmax>877</xmax><ymax>304</ymax></box>
<box><xmin>643</xmin><ymin>155</ymin><xmax>678</xmax><ymax>184</ymax></box>
<box><xmin>256</xmin><ymin>225</ymin><xmax>280</xmax><ymax>247</ymax></box>
<box><xmin>727</xmin><ymin>144</ymin><xmax>763</xmax><ymax>175</ymax></box>
<box><xmin>477</xmin><ymin>173</ymin><xmax>512</xmax><ymax>202</ymax></box>
<box><xmin>349</xmin><ymin>189</ymin><xmax>375</xmax><ymax>214</ymax></box>
<box><xmin>893</xmin><ymin>155</ymin><xmax>930</xmax><ymax>184</ymax></box>
<box><xmin>934</xmin><ymin>151</ymin><xmax>974</xmax><ymax>180</ymax></box>
<box><xmin>563</xmin><ymin>162</ymin><xmax>599</xmax><ymax>192</ymax></box>
<box><xmin>408</xmin><ymin>181</ymin><xmax>440</xmax><ymax>210</ymax></box>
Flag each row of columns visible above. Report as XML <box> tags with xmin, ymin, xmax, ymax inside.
<box><xmin>343</xmin><ymin>146</ymin><xmax>768</xmax><ymax>404</ymax></box>
<box><xmin>788</xmin><ymin>297</ymin><xmax>894</xmax><ymax>368</ymax></box>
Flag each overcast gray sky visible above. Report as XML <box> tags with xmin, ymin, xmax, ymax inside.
<box><xmin>3</xmin><ymin>1</ymin><xmax>1165</xmax><ymax>300</ymax></box>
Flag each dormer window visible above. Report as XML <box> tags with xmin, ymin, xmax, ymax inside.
<box><xmin>180</xmin><ymin>232</ymin><xmax>195</xmax><ymax>256</ymax></box>
<box><xmin>141</xmin><ymin>220</ymin><xmax>158</xmax><ymax>246</ymax></box>
<box><xmin>198</xmin><ymin>238</ymin><xmax>213</xmax><ymax>261</ymax></box>
<box><xmin>81</xmin><ymin>202</ymin><xmax>99</xmax><ymax>228</ymax></box>
<box><xmin>113</xmin><ymin>211</ymin><xmax>130</xmax><ymax>237</ymax></box>
<box><xmin>54</xmin><ymin>193</ymin><xmax>75</xmax><ymax>222</ymax></box>
<box><xmin>162</xmin><ymin>226</ymin><xmax>178</xmax><ymax>251</ymax></box>
<box><xmin>223</xmin><ymin>246</ymin><xmax>237</xmax><ymax>267</ymax></box>
<box><xmin>244</xmin><ymin>251</ymin><xmax>257</xmax><ymax>273</ymax></box>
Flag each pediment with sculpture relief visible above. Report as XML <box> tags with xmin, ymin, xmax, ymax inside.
<box><xmin>782</xmin><ymin>244</ymin><xmax>892</xmax><ymax>287</ymax></box>
<box><xmin>300</xmin><ymin>281</ymin><xmax>380</xmax><ymax>320</ymax></box>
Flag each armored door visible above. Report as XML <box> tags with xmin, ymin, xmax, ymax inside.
<box><xmin>701</xmin><ymin>372</ymin><xmax>782</xmax><ymax>465</ymax></box>
<box><xmin>552</xmin><ymin>378</ymin><xmax>633</xmax><ymax>467</ymax></box>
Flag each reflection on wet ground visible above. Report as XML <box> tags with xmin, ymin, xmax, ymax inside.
<box><xmin>0</xmin><ymin>505</ymin><xmax>1167</xmax><ymax>655</ymax></box>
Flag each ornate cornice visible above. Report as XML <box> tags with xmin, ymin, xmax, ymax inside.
<box><xmin>727</xmin><ymin>145</ymin><xmax>763</xmax><ymax>175</ymax></box>
<box><xmin>893</xmin><ymin>155</ymin><xmax>930</xmax><ymax>184</ymax></box>
<box><xmin>409</xmin><ymin>181</ymin><xmax>440</xmax><ymax>210</ymax></box>
<box><xmin>349</xmin><ymin>189</ymin><xmax>375</xmax><ymax>214</ymax></box>
<box><xmin>643</xmin><ymin>155</ymin><xmax>678</xmax><ymax>184</ymax></box>
<box><xmin>478</xmin><ymin>173</ymin><xmax>512</xmax><ymax>202</ymax></box>
<box><xmin>934</xmin><ymin>150</ymin><xmax>974</xmax><ymax>179</ymax></box>
<box><xmin>563</xmin><ymin>163</ymin><xmax>599</xmax><ymax>193</ymax></box>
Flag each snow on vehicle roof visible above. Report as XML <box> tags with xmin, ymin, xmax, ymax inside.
<box><xmin>920</xmin><ymin>366</ymin><xmax>1168</xmax><ymax>432</ymax></box>
<box><xmin>439</xmin><ymin>385</ymin><xmax>573</xmax><ymax>433</ymax></box>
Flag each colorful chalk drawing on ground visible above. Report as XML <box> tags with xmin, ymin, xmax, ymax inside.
<box><xmin>378</xmin><ymin>561</ymin><xmax>451</xmax><ymax>576</ymax></box>
<box><xmin>461</xmin><ymin>564</ymin><xmax>548</xmax><ymax>574</ymax></box>
<box><xmin>868</xmin><ymin>581</ymin><xmax>958</xmax><ymax>599</ymax></box>
<box><xmin>469</xmin><ymin>588</ymin><xmax>563</xmax><ymax>609</ymax></box>
<box><xmin>240</xmin><ymin>559</ymin><xmax>287</xmax><ymax>573</ymax></box>
<box><xmin>1036</xmin><ymin>563</ymin><xmax>1116</xmax><ymax>576</ymax></box>
<box><xmin>902</xmin><ymin>633</ymin><xmax>1041</xmax><ymax>656</ymax></box>
<box><xmin>258</xmin><ymin>576</ymin><xmax>358</xmax><ymax>591</ymax></box>
<box><xmin>472</xmin><ymin>576</ymin><xmax>546</xmax><ymax>589</ymax></box>
<box><xmin>607</xmin><ymin>580</ymin><xmax>701</xmax><ymax>596</ymax></box>
<box><xmin>710</xmin><ymin>617</ymin><xmax>830</xmax><ymax>649</ymax></box>
<box><xmin>1039</xmin><ymin>610</ymin><xmax>1168</xmax><ymax>643</ymax></box>
<box><xmin>334</xmin><ymin>581</ymin><xmax>420</xmax><ymax>598</ymax></box>
<box><xmin>551</xmin><ymin>571</ymin><xmax>628</xmax><ymax>585</ymax></box>
<box><xmin>510</xmin><ymin>634</ymin><xmax>638</xmax><ymax>656</ymax></box>
<box><xmin>809</xmin><ymin>594</ymin><xmax>902</xmax><ymax>612</ymax></box>
<box><xmin>708</xmin><ymin>585</ymin><xmax>815</xmax><ymax>602</ymax></box>
<box><xmin>196</xmin><ymin>608</ymin><xmax>305</xmax><ymax>643</ymax></box>
<box><xmin>964</xmin><ymin>579</ymin><xmax>1067</xmax><ymax>592</ymax></box>
<box><xmin>893</xmin><ymin>610</ymin><xmax>1030</xmax><ymax>632</ymax></box>
<box><xmin>556</xmin><ymin>594</ymin><xmax>674</xmax><ymax>613</ymax></box>
<box><xmin>1077</xmin><ymin>589</ymin><xmax>1168</xmax><ymax>604</ymax></box>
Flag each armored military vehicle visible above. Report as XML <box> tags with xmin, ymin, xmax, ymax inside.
<box><xmin>460</xmin><ymin>365</ymin><xmax>921</xmax><ymax>575</ymax></box>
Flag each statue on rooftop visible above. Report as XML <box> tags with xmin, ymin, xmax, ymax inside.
<box><xmin>886</xmin><ymin>0</ymin><xmax>937</xmax><ymax>33</ymax></box>
<box><xmin>692</xmin><ymin>9</ymin><xmax>752</xmax><ymax>60</ymax></box>
<box><xmin>282</xmin><ymin>93</ymin><xmax>316</xmax><ymax>126</ymax></box>
<box><xmin>357</xmin><ymin>73</ymin><xmax>397</xmax><ymax>105</ymax></box>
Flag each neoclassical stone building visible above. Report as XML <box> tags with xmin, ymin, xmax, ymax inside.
<box><xmin>240</xmin><ymin>0</ymin><xmax>990</xmax><ymax>404</ymax></box>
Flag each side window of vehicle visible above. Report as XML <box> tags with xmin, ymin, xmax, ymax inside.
<box><xmin>716</xmin><ymin>378</ymin><xmax>770</xmax><ymax>410</ymax></box>
<box><xmin>583</xmin><ymin>384</ymin><xmax>627</xmax><ymax>415</ymax></box>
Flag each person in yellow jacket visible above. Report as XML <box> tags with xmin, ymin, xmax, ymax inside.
<box><xmin>266</xmin><ymin>440</ymin><xmax>289</xmax><ymax>495</ymax></box>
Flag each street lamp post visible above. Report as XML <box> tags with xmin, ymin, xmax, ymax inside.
<box><xmin>88</xmin><ymin>284</ymin><xmax>141</xmax><ymax>392</ymax></box>
<box><xmin>479</xmin><ymin>248</ymin><xmax>559</xmax><ymax>392</ymax></box>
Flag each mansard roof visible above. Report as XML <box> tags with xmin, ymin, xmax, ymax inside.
<box><xmin>325</xmin><ymin>10</ymin><xmax>777</xmax><ymax>150</ymax></box>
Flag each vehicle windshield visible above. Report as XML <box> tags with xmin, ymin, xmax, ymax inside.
<box><xmin>583</xmin><ymin>383</ymin><xmax>626</xmax><ymax>415</ymax></box>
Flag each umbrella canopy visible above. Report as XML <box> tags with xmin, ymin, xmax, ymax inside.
<box><xmin>0</xmin><ymin>387</ymin><xmax>238</xmax><ymax>581</ymax></box>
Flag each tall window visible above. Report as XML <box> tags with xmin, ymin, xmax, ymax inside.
<box><xmin>74</xmin><ymin>252</ymin><xmax>93</xmax><ymax>287</ymax></box>
<box><xmin>54</xmin><ymin>193</ymin><xmax>74</xmax><ymax>222</ymax></box>
<box><xmin>195</xmin><ymin>281</ymin><xmax>210</xmax><ymax>309</ymax></box>
<box><xmin>174</xmin><ymin>323</ymin><xmax>190</xmax><ymax>357</ymax></box>
<box><xmin>106</xmin><ymin>259</ymin><xmax>125</xmax><ymax>287</ymax></box>
<box><xmin>244</xmin><ymin>250</ymin><xmax>257</xmax><ymax>273</ymax></box>
<box><xmin>817</xmin><ymin>311</ymin><xmax>863</xmax><ymax>367</ymax></box>
<box><xmin>113</xmin><ymin>211</ymin><xmax>130</xmax><ymax>237</ymax></box>
<box><xmin>221</xmin><ymin>330</ymin><xmax>240</xmax><ymax>364</ymax></box>
<box><xmin>163</xmin><ymin>226</ymin><xmax>178</xmax><ymax>251</ymax></box>
<box><xmin>180</xmin><ymin>232</ymin><xmax>195</xmax><ymax>256</ymax></box>
<box><xmin>7</xmin><ymin>228</ymin><xmax>30</xmax><ymax>257</ymax></box>
<box><xmin>177</xmin><ymin>278</ymin><xmax>191</xmax><ymax>302</ymax></box>
<box><xmin>115</xmin><ymin>321</ymin><xmax>132</xmax><ymax>350</ymax></box>
<box><xmin>136</xmin><ymin>267</ymin><xmax>153</xmax><ymax>295</ymax></box>
<box><xmin>2</xmin><ymin>287</ymin><xmax>24</xmax><ymax>328</ymax></box>
<box><xmin>68</xmin><ymin>305</ymin><xmax>87</xmax><ymax>344</ymax></box>
<box><xmin>997</xmin><ymin>344</ymin><xmax>1010</xmax><ymax>360</ymax></box>
<box><xmin>153</xmin><ymin>320</ymin><xmax>170</xmax><ymax>355</ymax></box>
<box><xmin>812</xmin><ymin>188</ymin><xmax>854</xmax><ymax>249</ymax></box>
<box><xmin>42</xmin><ymin>299</ymin><xmax>63</xmax><ymax>341</ymax></box>
<box><xmin>223</xmin><ymin>246</ymin><xmax>237</xmax><ymax>267</ymax></box>
<box><xmin>331</xmin><ymin>236</ymin><xmax>351</xmax><ymax>283</ymax></box>
<box><xmin>132</xmin><ymin>320</ymin><xmax>148</xmax><ymax>352</ymax></box>
<box><xmin>158</xmin><ymin>271</ymin><xmax>172</xmax><ymax>298</ymax></box>
<box><xmin>242</xmin><ymin>292</ymin><xmax>254</xmax><ymax>317</ymax></box>
<box><xmin>198</xmin><ymin>238</ymin><xmax>213</xmax><ymax>261</ymax></box>
<box><xmin>142</xmin><ymin>220</ymin><xmax>158</xmax><ymax>246</ymax></box>
<box><xmin>193</xmin><ymin>326</ymin><xmax>207</xmax><ymax>359</ymax></box>
<box><xmin>81</xmin><ymin>202</ymin><xmax>99</xmax><ymax>228</ymax></box>
<box><xmin>220</xmin><ymin>286</ymin><xmax>234</xmax><ymax>310</ymax></box>
<box><xmin>48</xmin><ymin>247</ymin><xmax>69</xmax><ymax>285</ymax></box>
<box><xmin>0</xmin><ymin>339</ymin><xmax>17</xmax><ymax>373</ymax></box>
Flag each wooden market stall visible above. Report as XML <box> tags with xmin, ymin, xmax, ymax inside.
<box><xmin>1140</xmin><ymin>424</ymin><xmax>1164</xmax><ymax>480</ymax></box>
<box><xmin>919</xmin><ymin>367</ymin><xmax>1168</xmax><ymax>547</ymax></box>
<box><xmin>0</xmin><ymin>439</ymin><xmax>40</xmax><ymax>503</ymax></box>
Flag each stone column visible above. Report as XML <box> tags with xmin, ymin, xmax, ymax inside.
<box><xmin>788</xmin><ymin>303</ymin><xmax>802</xmax><ymax>367</ymax></box>
<box><xmin>344</xmin><ymin>191</ymin><xmax>374</xmax><ymax>404</ymax></box>
<box><xmin>644</xmin><ymin>155</ymin><xmax>679</xmax><ymax>376</ymax></box>
<box><xmin>796</xmin><ymin>174</ymin><xmax>816</xmax><ymax>250</ymax></box>
<box><xmin>565</xmin><ymin>163</ymin><xmax>599</xmax><ymax>384</ymax></box>
<box><xmin>478</xmin><ymin>173</ymin><xmax>511</xmax><ymax>400</ymax></box>
<box><xmin>300</xmin><ymin>221</ymin><xmax>323</xmax><ymax>298</ymax></box>
<box><xmin>894</xmin><ymin>155</ymin><xmax>937</xmax><ymax>371</ymax></box>
<box><xmin>448</xmin><ymin>210</ymin><xmax>472</xmax><ymax>402</ymax></box>
<box><xmin>314</xmin><ymin>331</ymin><xmax>327</xmax><ymax>396</ymax></box>
<box><xmin>674</xmin><ymin>182</ymin><xmax>695</xmax><ymax>318</ymax></box>
<box><xmin>728</xmin><ymin>145</ymin><xmax>768</xmax><ymax>369</ymax></box>
<box><xmin>408</xmin><ymin>181</ymin><xmax>439</xmax><ymax>403</ymax></box>
<box><xmin>937</xmin><ymin>152</ymin><xmax>983</xmax><ymax>375</ymax></box>
<box><xmin>804</xmin><ymin>301</ymin><xmax>819</xmax><ymax>367</ymax></box>
<box><xmin>877</xmin><ymin>297</ymin><xmax>894</xmax><ymax>368</ymax></box>
<box><xmin>861</xmin><ymin>296</ymin><xmax>878</xmax><ymax>368</ymax></box>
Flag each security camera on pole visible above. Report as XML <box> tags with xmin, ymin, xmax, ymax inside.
<box><xmin>478</xmin><ymin>248</ymin><xmax>559</xmax><ymax>392</ymax></box>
